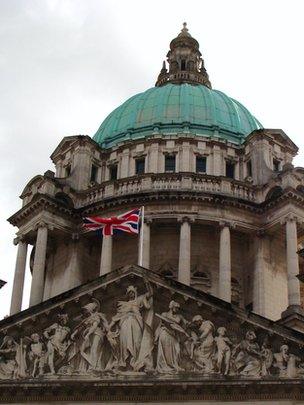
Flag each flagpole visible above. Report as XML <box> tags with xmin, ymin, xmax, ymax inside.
<box><xmin>138</xmin><ymin>206</ymin><xmax>144</xmax><ymax>267</ymax></box>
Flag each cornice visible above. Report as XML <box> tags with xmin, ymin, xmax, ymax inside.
<box><xmin>1</xmin><ymin>379</ymin><xmax>304</xmax><ymax>402</ymax></box>
<box><xmin>7</xmin><ymin>194</ymin><xmax>80</xmax><ymax>227</ymax></box>
<box><xmin>1</xmin><ymin>265</ymin><xmax>304</xmax><ymax>401</ymax></box>
<box><xmin>8</xmin><ymin>184</ymin><xmax>304</xmax><ymax>230</ymax></box>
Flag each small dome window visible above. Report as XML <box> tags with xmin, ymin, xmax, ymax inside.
<box><xmin>226</xmin><ymin>161</ymin><xmax>235</xmax><ymax>179</ymax></box>
<box><xmin>265</xmin><ymin>186</ymin><xmax>283</xmax><ymax>201</ymax></box>
<box><xmin>135</xmin><ymin>158</ymin><xmax>145</xmax><ymax>175</ymax></box>
<box><xmin>54</xmin><ymin>192</ymin><xmax>74</xmax><ymax>208</ymax></box>
<box><xmin>165</xmin><ymin>155</ymin><xmax>176</xmax><ymax>173</ymax></box>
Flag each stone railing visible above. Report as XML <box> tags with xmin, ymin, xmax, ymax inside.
<box><xmin>76</xmin><ymin>173</ymin><xmax>256</xmax><ymax>208</ymax></box>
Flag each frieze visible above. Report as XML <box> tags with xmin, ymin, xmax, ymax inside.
<box><xmin>1</xmin><ymin>267</ymin><xmax>304</xmax><ymax>383</ymax></box>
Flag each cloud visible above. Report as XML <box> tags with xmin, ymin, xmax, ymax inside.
<box><xmin>0</xmin><ymin>0</ymin><xmax>304</xmax><ymax>318</ymax></box>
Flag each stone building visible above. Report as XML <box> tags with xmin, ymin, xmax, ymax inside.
<box><xmin>1</xmin><ymin>24</ymin><xmax>304</xmax><ymax>403</ymax></box>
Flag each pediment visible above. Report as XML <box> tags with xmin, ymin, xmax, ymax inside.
<box><xmin>1</xmin><ymin>265</ymin><xmax>304</xmax><ymax>400</ymax></box>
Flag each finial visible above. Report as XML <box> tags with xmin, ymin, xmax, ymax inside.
<box><xmin>178</xmin><ymin>22</ymin><xmax>191</xmax><ymax>38</ymax></box>
<box><xmin>181</xmin><ymin>22</ymin><xmax>188</xmax><ymax>34</ymax></box>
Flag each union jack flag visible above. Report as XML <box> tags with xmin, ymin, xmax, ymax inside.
<box><xmin>83</xmin><ymin>208</ymin><xmax>141</xmax><ymax>236</ymax></box>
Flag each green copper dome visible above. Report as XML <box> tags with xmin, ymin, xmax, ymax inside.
<box><xmin>93</xmin><ymin>84</ymin><xmax>262</xmax><ymax>148</ymax></box>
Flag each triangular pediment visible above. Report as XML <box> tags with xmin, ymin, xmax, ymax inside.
<box><xmin>1</xmin><ymin>265</ymin><xmax>304</xmax><ymax>401</ymax></box>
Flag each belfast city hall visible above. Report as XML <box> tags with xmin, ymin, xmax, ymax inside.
<box><xmin>2</xmin><ymin>24</ymin><xmax>304</xmax><ymax>403</ymax></box>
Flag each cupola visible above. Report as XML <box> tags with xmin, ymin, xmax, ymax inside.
<box><xmin>155</xmin><ymin>23</ymin><xmax>211</xmax><ymax>88</ymax></box>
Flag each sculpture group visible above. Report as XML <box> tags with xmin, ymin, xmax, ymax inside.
<box><xmin>0</xmin><ymin>280</ymin><xmax>303</xmax><ymax>380</ymax></box>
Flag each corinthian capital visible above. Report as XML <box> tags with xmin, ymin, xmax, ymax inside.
<box><xmin>281</xmin><ymin>214</ymin><xmax>298</xmax><ymax>225</ymax></box>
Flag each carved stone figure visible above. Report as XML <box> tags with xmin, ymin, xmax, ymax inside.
<box><xmin>28</xmin><ymin>333</ymin><xmax>45</xmax><ymax>378</ymax></box>
<box><xmin>43</xmin><ymin>313</ymin><xmax>70</xmax><ymax>374</ymax></box>
<box><xmin>215</xmin><ymin>326</ymin><xmax>233</xmax><ymax>375</ymax></box>
<box><xmin>260</xmin><ymin>337</ymin><xmax>273</xmax><ymax>376</ymax></box>
<box><xmin>273</xmin><ymin>344</ymin><xmax>300</xmax><ymax>378</ymax></box>
<box><xmin>0</xmin><ymin>336</ymin><xmax>27</xmax><ymax>379</ymax></box>
<box><xmin>2</xmin><ymin>280</ymin><xmax>304</xmax><ymax>383</ymax></box>
<box><xmin>190</xmin><ymin>315</ymin><xmax>215</xmax><ymax>373</ymax></box>
<box><xmin>155</xmin><ymin>300</ymin><xmax>189</xmax><ymax>374</ymax></box>
<box><xmin>69</xmin><ymin>300</ymin><xmax>110</xmax><ymax>374</ymax></box>
<box><xmin>233</xmin><ymin>330</ymin><xmax>262</xmax><ymax>377</ymax></box>
<box><xmin>108</xmin><ymin>280</ymin><xmax>153</xmax><ymax>372</ymax></box>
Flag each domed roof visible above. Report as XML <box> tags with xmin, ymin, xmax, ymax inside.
<box><xmin>93</xmin><ymin>83</ymin><xmax>262</xmax><ymax>148</ymax></box>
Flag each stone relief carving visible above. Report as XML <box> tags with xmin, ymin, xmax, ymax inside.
<box><xmin>1</xmin><ymin>280</ymin><xmax>304</xmax><ymax>380</ymax></box>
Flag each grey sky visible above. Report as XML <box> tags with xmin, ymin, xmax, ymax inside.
<box><xmin>1</xmin><ymin>0</ymin><xmax>304</xmax><ymax>318</ymax></box>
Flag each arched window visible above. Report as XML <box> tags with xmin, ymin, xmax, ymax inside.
<box><xmin>297</xmin><ymin>185</ymin><xmax>304</xmax><ymax>194</ymax></box>
<box><xmin>265</xmin><ymin>186</ymin><xmax>283</xmax><ymax>201</ymax></box>
<box><xmin>181</xmin><ymin>60</ymin><xmax>186</xmax><ymax>71</ymax></box>
<box><xmin>191</xmin><ymin>270</ymin><xmax>211</xmax><ymax>292</ymax></box>
<box><xmin>158</xmin><ymin>262</ymin><xmax>176</xmax><ymax>279</ymax></box>
<box><xmin>55</xmin><ymin>192</ymin><xmax>74</xmax><ymax>208</ymax></box>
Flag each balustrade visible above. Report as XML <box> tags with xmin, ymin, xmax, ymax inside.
<box><xmin>75</xmin><ymin>173</ymin><xmax>256</xmax><ymax>208</ymax></box>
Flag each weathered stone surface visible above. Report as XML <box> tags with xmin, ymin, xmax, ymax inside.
<box><xmin>2</xmin><ymin>265</ymin><xmax>304</xmax><ymax>402</ymax></box>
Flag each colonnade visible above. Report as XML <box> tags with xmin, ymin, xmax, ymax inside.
<box><xmin>10</xmin><ymin>216</ymin><xmax>303</xmax><ymax>317</ymax></box>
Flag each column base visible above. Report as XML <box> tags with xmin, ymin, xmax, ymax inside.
<box><xmin>279</xmin><ymin>305</ymin><xmax>304</xmax><ymax>333</ymax></box>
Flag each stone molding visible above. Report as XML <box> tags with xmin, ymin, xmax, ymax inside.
<box><xmin>177</xmin><ymin>215</ymin><xmax>195</xmax><ymax>224</ymax></box>
<box><xmin>13</xmin><ymin>235</ymin><xmax>28</xmax><ymax>246</ymax></box>
<box><xmin>218</xmin><ymin>221</ymin><xmax>235</xmax><ymax>230</ymax></box>
<box><xmin>1</xmin><ymin>265</ymin><xmax>304</xmax><ymax>402</ymax></box>
<box><xmin>34</xmin><ymin>221</ymin><xmax>53</xmax><ymax>232</ymax></box>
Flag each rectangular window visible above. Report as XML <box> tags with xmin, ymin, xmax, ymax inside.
<box><xmin>196</xmin><ymin>156</ymin><xmax>207</xmax><ymax>173</ymax></box>
<box><xmin>135</xmin><ymin>158</ymin><xmax>145</xmax><ymax>175</ymax></box>
<box><xmin>65</xmin><ymin>164</ymin><xmax>71</xmax><ymax>177</ymax></box>
<box><xmin>90</xmin><ymin>164</ymin><xmax>98</xmax><ymax>182</ymax></box>
<box><xmin>109</xmin><ymin>165</ymin><xmax>118</xmax><ymax>181</ymax></box>
<box><xmin>273</xmin><ymin>158</ymin><xmax>280</xmax><ymax>172</ymax></box>
<box><xmin>165</xmin><ymin>155</ymin><xmax>176</xmax><ymax>172</ymax></box>
<box><xmin>226</xmin><ymin>161</ymin><xmax>235</xmax><ymax>179</ymax></box>
<box><xmin>246</xmin><ymin>160</ymin><xmax>252</xmax><ymax>177</ymax></box>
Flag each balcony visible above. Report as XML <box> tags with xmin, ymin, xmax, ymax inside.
<box><xmin>76</xmin><ymin>173</ymin><xmax>257</xmax><ymax>208</ymax></box>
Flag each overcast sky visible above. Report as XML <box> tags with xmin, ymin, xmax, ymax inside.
<box><xmin>1</xmin><ymin>0</ymin><xmax>304</xmax><ymax>319</ymax></box>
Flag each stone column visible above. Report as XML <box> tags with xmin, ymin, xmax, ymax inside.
<box><xmin>63</xmin><ymin>233</ymin><xmax>82</xmax><ymax>291</ymax></box>
<box><xmin>213</xmin><ymin>146</ymin><xmax>222</xmax><ymax>176</ymax></box>
<box><xmin>10</xmin><ymin>237</ymin><xmax>28</xmax><ymax>315</ymax></box>
<box><xmin>100</xmin><ymin>236</ymin><xmax>112</xmax><ymax>275</ymax></box>
<box><xmin>29</xmin><ymin>223</ymin><xmax>48</xmax><ymax>307</ymax></box>
<box><xmin>138</xmin><ymin>219</ymin><xmax>151</xmax><ymax>269</ymax></box>
<box><xmin>218</xmin><ymin>222</ymin><xmax>231</xmax><ymax>302</ymax></box>
<box><xmin>285</xmin><ymin>216</ymin><xmax>301</xmax><ymax>307</ymax></box>
<box><xmin>253</xmin><ymin>231</ymin><xmax>266</xmax><ymax>315</ymax></box>
<box><xmin>149</xmin><ymin>143</ymin><xmax>159</xmax><ymax>173</ymax></box>
<box><xmin>178</xmin><ymin>218</ymin><xmax>191</xmax><ymax>285</ymax></box>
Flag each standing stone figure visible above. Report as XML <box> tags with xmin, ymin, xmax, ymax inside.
<box><xmin>214</xmin><ymin>326</ymin><xmax>233</xmax><ymax>375</ymax></box>
<box><xmin>155</xmin><ymin>300</ymin><xmax>189</xmax><ymax>374</ymax></box>
<box><xmin>0</xmin><ymin>336</ymin><xmax>27</xmax><ymax>379</ymax></box>
<box><xmin>260</xmin><ymin>337</ymin><xmax>273</xmax><ymax>376</ymax></box>
<box><xmin>69</xmin><ymin>299</ymin><xmax>110</xmax><ymax>374</ymax></box>
<box><xmin>274</xmin><ymin>344</ymin><xmax>300</xmax><ymax>378</ymax></box>
<box><xmin>28</xmin><ymin>333</ymin><xmax>45</xmax><ymax>377</ymax></box>
<box><xmin>43</xmin><ymin>313</ymin><xmax>70</xmax><ymax>374</ymax></box>
<box><xmin>190</xmin><ymin>315</ymin><xmax>215</xmax><ymax>373</ymax></box>
<box><xmin>108</xmin><ymin>280</ymin><xmax>153</xmax><ymax>371</ymax></box>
